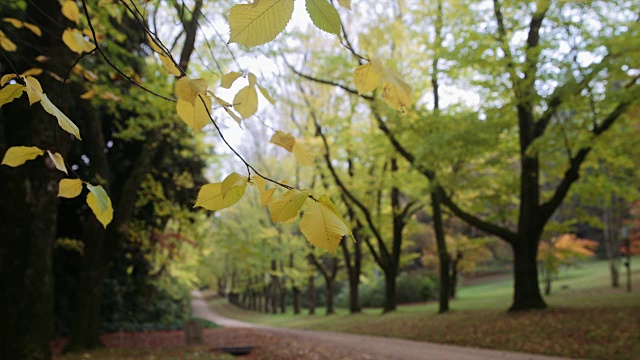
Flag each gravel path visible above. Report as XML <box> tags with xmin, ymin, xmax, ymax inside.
<box><xmin>191</xmin><ymin>291</ymin><xmax>574</xmax><ymax>360</ymax></box>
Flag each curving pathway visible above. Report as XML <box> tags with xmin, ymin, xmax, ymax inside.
<box><xmin>191</xmin><ymin>291</ymin><xmax>574</xmax><ymax>360</ymax></box>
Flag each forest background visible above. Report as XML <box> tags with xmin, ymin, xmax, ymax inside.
<box><xmin>0</xmin><ymin>0</ymin><xmax>639</xmax><ymax>359</ymax></box>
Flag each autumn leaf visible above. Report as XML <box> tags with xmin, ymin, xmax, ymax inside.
<box><xmin>159</xmin><ymin>54</ymin><xmax>181</xmax><ymax>76</ymax></box>
<box><xmin>61</xmin><ymin>0</ymin><xmax>80</xmax><ymax>24</ymax></box>
<box><xmin>47</xmin><ymin>150</ymin><xmax>67</xmax><ymax>174</ymax></box>
<box><xmin>175</xmin><ymin>77</ymin><xmax>208</xmax><ymax>103</ymax></box>
<box><xmin>221</xmin><ymin>72</ymin><xmax>243</xmax><ymax>88</ymax></box>
<box><xmin>0</xmin><ymin>84</ymin><xmax>25</xmax><ymax>107</ymax></box>
<box><xmin>1</xmin><ymin>146</ymin><xmax>44</xmax><ymax>167</ymax></box>
<box><xmin>195</xmin><ymin>173</ymin><xmax>248</xmax><ymax>211</ymax></box>
<box><xmin>41</xmin><ymin>94</ymin><xmax>82</xmax><ymax>140</ymax></box>
<box><xmin>233</xmin><ymin>85</ymin><xmax>259</xmax><ymax>119</ymax></box>
<box><xmin>337</xmin><ymin>0</ymin><xmax>351</xmax><ymax>9</ymax></box>
<box><xmin>176</xmin><ymin>95</ymin><xmax>212</xmax><ymax>133</ymax></box>
<box><xmin>80</xmin><ymin>88</ymin><xmax>97</xmax><ymax>99</ymax></box>
<box><xmin>0</xmin><ymin>30</ymin><xmax>17</xmax><ymax>52</ymax></box>
<box><xmin>22</xmin><ymin>68</ymin><xmax>43</xmax><ymax>77</ymax></box>
<box><xmin>300</xmin><ymin>195</ymin><xmax>350</xmax><ymax>254</ymax></box>
<box><xmin>86</xmin><ymin>185</ymin><xmax>113</xmax><ymax>228</ymax></box>
<box><xmin>3</xmin><ymin>18</ymin><xmax>42</xmax><ymax>36</ymax></box>
<box><xmin>62</xmin><ymin>28</ymin><xmax>95</xmax><ymax>54</ymax></box>
<box><xmin>257</xmin><ymin>84</ymin><xmax>275</xmax><ymax>104</ymax></box>
<box><xmin>1</xmin><ymin>74</ymin><xmax>17</xmax><ymax>86</ymax></box>
<box><xmin>270</xmin><ymin>130</ymin><xmax>296</xmax><ymax>152</ymax></box>
<box><xmin>305</xmin><ymin>0</ymin><xmax>342</xmax><ymax>37</ymax></box>
<box><xmin>260</xmin><ymin>188</ymin><xmax>276</xmax><ymax>208</ymax></box>
<box><xmin>381</xmin><ymin>68</ymin><xmax>413</xmax><ymax>112</ymax></box>
<box><xmin>24</xmin><ymin>76</ymin><xmax>43</xmax><ymax>104</ymax></box>
<box><xmin>268</xmin><ymin>188</ymin><xmax>308</xmax><ymax>223</ymax></box>
<box><xmin>229</xmin><ymin>0</ymin><xmax>295</xmax><ymax>47</ymax></box>
<box><xmin>58</xmin><ymin>178</ymin><xmax>83</xmax><ymax>198</ymax></box>
<box><xmin>354</xmin><ymin>58</ymin><xmax>383</xmax><ymax>94</ymax></box>
<box><xmin>252</xmin><ymin>175</ymin><xmax>267</xmax><ymax>193</ymax></box>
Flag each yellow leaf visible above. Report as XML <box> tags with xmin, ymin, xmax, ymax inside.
<box><xmin>61</xmin><ymin>0</ymin><xmax>80</xmax><ymax>24</ymax></box>
<box><xmin>86</xmin><ymin>189</ymin><xmax>113</xmax><ymax>228</ymax></box>
<box><xmin>159</xmin><ymin>54</ymin><xmax>181</xmax><ymax>76</ymax></box>
<box><xmin>292</xmin><ymin>142</ymin><xmax>315</xmax><ymax>166</ymax></box>
<box><xmin>337</xmin><ymin>0</ymin><xmax>351</xmax><ymax>9</ymax></box>
<box><xmin>0</xmin><ymin>84</ymin><xmax>25</xmax><ymax>107</ymax></box>
<box><xmin>24</xmin><ymin>76</ymin><xmax>43</xmax><ymax>104</ymax></box>
<box><xmin>62</xmin><ymin>28</ymin><xmax>95</xmax><ymax>54</ymax></box>
<box><xmin>1</xmin><ymin>146</ymin><xmax>44</xmax><ymax>167</ymax></box>
<box><xmin>23</xmin><ymin>22</ymin><xmax>41</xmax><ymax>37</ymax></box>
<box><xmin>221</xmin><ymin>172</ymin><xmax>247</xmax><ymax>193</ymax></box>
<box><xmin>252</xmin><ymin>175</ymin><xmax>266</xmax><ymax>193</ymax></box>
<box><xmin>381</xmin><ymin>68</ymin><xmax>413</xmax><ymax>112</ymax></box>
<box><xmin>0</xmin><ymin>30</ymin><xmax>17</xmax><ymax>52</ymax></box>
<box><xmin>58</xmin><ymin>178</ymin><xmax>83</xmax><ymax>198</ymax></box>
<box><xmin>1</xmin><ymin>74</ymin><xmax>17</xmax><ymax>86</ymax></box>
<box><xmin>146</xmin><ymin>33</ymin><xmax>163</xmax><ymax>53</ymax></box>
<box><xmin>21</xmin><ymin>68</ymin><xmax>43</xmax><ymax>77</ymax></box>
<box><xmin>257</xmin><ymin>85</ymin><xmax>275</xmax><ymax>104</ymax></box>
<box><xmin>176</xmin><ymin>95</ymin><xmax>212</xmax><ymax>133</ymax></box>
<box><xmin>270</xmin><ymin>130</ymin><xmax>295</xmax><ymax>152</ymax></box>
<box><xmin>233</xmin><ymin>85</ymin><xmax>258</xmax><ymax>119</ymax></box>
<box><xmin>229</xmin><ymin>0</ymin><xmax>295</xmax><ymax>47</ymax></box>
<box><xmin>268</xmin><ymin>188</ymin><xmax>308</xmax><ymax>223</ymax></box>
<box><xmin>41</xmin><ymin>94</ymin><xmax>82</xmax><ymax>140</ymax></box>
<box><xmin>354</xmin><ymin>59</ymin><xmax>383</xmax><ymax>94</ymax></box>
<box><xmin>2</xmin><ymin>18</ymin><xmax>22</xmax><ymax>28</ymax></box>
<box><xmin>87</xmin><ymin>184</ymin><xmax>109</xmax><ymax>212</ymax></box>
<box><xmin>260</xmin><ymin>188</ymin><xmax>276</xmax><ymax>208</ymax></box>
<box><xmin>175</xmin><ymin>77</ymin><xmax>208</xmax><ymax>103</ymax></box>
<box><xmin>194</xmin><ymin>175</ymin><xmax>248</xmax><ymax>211</ymax></box>
<box><xmin>83</xmin><ymin>70</ymin><xmax>98</xmax><ymax>82</ymax></box>
<box><xmin>35</xmin><ymin>55</ymin><xmax>49</xmax><ymax>63</ymax></box>
<box><xmin>220</xmin><ymin>72</ymin><xmax>243</xmax><ymax>88</ymax></box>
<box><xmin>300</xmin><ymin>195</ymin><xmax>350</xmax><ymax>254</ymax></box>
<box><xmin>80</xmin><ymin>88</ymin><xmax>97</xmax><ymax>99</ymax></box>
<box><xmin>247</xmin><ymin>73</ymin><xmax>257</xmax><ymax>86</ymax></box>
<box><xmin>47</xmin><ymin>150</ymin><xmax>67</xmax><ymax>174</ymax></box>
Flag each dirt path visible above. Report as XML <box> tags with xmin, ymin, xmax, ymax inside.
<box><xmin>191</xmin><ymin>291</ymin><xmax>574</xmax><ymax>360</ymax></box>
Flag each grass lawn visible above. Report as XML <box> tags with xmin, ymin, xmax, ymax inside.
<box><xmin>210</xmin><ymin>258</ymin><xmax>640</xmax><ymax>360</ymax></box>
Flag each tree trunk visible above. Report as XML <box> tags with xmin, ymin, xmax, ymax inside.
<box><xmin>449</xmin><ymin>253</ymin><xmax>461</xmax><ymax>299</ymax></box>
<box><xmin>326</xmin><ymin>279</ymin><xmax>335</xmax><ymax>315</ymax></box>
<box><xmin>293</xmin><ymin>286</ymin><xmax>301</xmax><ymax>314</ymax></box>
<box><xmin>382</xmin><ymin>268</ymin><xmax>397</xmax><ymax>313</ymax></box>
<box><xmin>0</xmin><ymin>1</ymin><xmax>71</xmax><ymax>357</ymax></box>
<box><xmin>431</xmin><ymin>191</ymin><xmax>450</xmax><ymax>313</ymax></box>
<box><xmin>308</xmin><ymin>275</ymin><xmax>316</xmax><ymax>315</ymax></box>
<box><xmin>510</xmin><ymin>237</ymin><xmax>546</xmax><ymax>311</ymax></box>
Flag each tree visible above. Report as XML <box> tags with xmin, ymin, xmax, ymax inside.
<box><xmin>292</xmin><ymin>0</ymin><xmax>640</xmax><ymax>311</ymax></box>
<box><xmin>538</xmin><ymin>234</ymin><xmax>598</xmax><ymax>295</ymax></box>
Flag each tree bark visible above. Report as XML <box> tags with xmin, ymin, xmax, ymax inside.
<box><xmin>431</xmin><ymin>191</ymin><xmax>450</xmax><ymax>313</ymax></box>
<box><xmin>383</xmin><ymin>268</ymin><xmax>397</xmax><ymax>313</ymax></box>
<box><xmin>0</xmin><ymin>1</ymin><xmax>72</xmax><ymax>358</ymax></box>
<box><xmin>510</xmin><ymin>237</ymin><xmax>546</xmax><ymax>311</ymax></box>
<box><xmin>307</xmin><ymin>275</ymin><xmax>316</xmax><ymax>315</ymax></box>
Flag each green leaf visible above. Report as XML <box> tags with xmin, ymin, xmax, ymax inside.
<box><xmin>41</xmin><ymin>94</ymin><xmax>82</xmax><ymax>140</ymax></box>
<box><xmin>1</xmin><ymin>146</ymin><xmax>44</xmax><ymax>167</ymax></box>
<box><xmin>300</xmin><ymin>195</ymin><xmax>350</xmax><ymax>254</ymax></box>
<box><xmin>233</xmin><ymin>85</ymin><xmax>259</xmax><ymax>119</ymax></box>
<box><xmin>268</xmin><ymin>188</ymin><xmax>308</xmax><ymax>223</ymax></box>
<box><xmin>87</xmin><ymin>184</ymin><xmax>110</xmax><ymax>212</ymax></box>
<box><xmin>58</xmin><ymin>178</ymin><xmax>83</xmax><ymax>198</ymax></box>
<box><xmin>229</xmin><ymin>0</ymin><xmax>295</xmax><ymax>47</ymax></box>
<box><xmin>305</xmin><ymin>0</ymin><xmax>342</xmax><ymax>37</ymax></box>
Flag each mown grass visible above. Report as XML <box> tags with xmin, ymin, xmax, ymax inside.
<box><xmin>210</xmin><ymin>258</ymin><xmax>640</xmax><ymax>359</ymax></box>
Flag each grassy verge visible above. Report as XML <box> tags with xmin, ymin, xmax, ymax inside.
<box><xmin>210</xmin><ymin>258</ymin><xmax>640</xmax><ymax>359</ymax></box>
